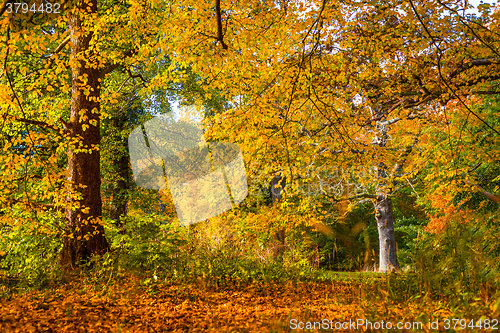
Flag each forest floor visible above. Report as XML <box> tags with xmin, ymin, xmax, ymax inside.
<box><xmin>2</xmin><ymin>271</ymin><xmax>494</xmax><ymax>332</ymax></box>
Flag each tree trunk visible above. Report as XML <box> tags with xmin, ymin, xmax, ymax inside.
<box><xmin>60</xmin><ymin>0</ymin><xmax>109</xmax><ymax>270</ymax></box>
<box><xmin>270</xmin><ymin>175</ymin><xmax>285</xmax><ymax>204</ymax></box>
<box><xmin>110</xmin><ymin>151</ymin><xmax>130</xmax><ymax>227</ymax></box>
<box><xmin>270</xmin><ymin>175</ymin><xmax>286</xmax><ymax>258</ymax></box>
<box><xmin>372</xmin><ymin>121</ymin><xmax>400</xmax><ymax>272</ymax></box>
<box><xmin>109</xmin><ymin>110</ymin><xmax>130</xmax><ymax>228</ymax></box>
<box><xmin>375</xmin><ymin>197</ymin><xmax>398</xmax><ymax>272</ymax></box>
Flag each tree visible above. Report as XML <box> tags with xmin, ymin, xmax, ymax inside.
<box><xmin>101</xmin><ymin>95</ymin><xmax>145</xmax><ymax>227</ymax></box>
<box><xmin>179</xmin><ymin>0</ymin><xmax>500</xmax><ymax>271</ymax></box>
<box><xmin>0</xmin><ymin>0</ymin><xmax>143</xmax><ymax>269</ymax></box>
<box><xmin>58</xmin><ymin>0</ymin><xmax>110</xmax><ymax>268</ymax></box>
<box><xmin>415</xmin><ymin>92</ymin><xmax>500</xmax><ymax>233</ymax></box>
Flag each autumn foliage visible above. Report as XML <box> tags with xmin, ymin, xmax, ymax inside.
<box><xmin>1</xmin><ymin>0</ymin><xmax>500</xmax><ymax>331</ymax></box>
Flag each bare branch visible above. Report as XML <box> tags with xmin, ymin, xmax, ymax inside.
<box><xmin>126</xmin><ymin>66</ymin><xmax>147</xmax><ymax>86</ymax></box>
<box><xmin>465</xmin><ymin>167</ymin><xmax>500</xmax><ymax>204</ymax></box>
<box><xmin>116</xmin><ymin>76</ymin><xmax>130</xmax><ymax>94</ymax></box>
<box><xmin>379</xmin><ymin>117</ymin><xmax>401</xmax><ymax>127</ymax></box>
<box><xmin>53</xmin><ymin>35</ymin><xmax>71</xmax><ymax>54</ymax></box>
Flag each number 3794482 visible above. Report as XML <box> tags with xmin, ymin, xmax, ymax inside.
<box><xmin>6</xmin><ymin>2</ymin><xmax>61</xmax><ymax>14</ymax></box>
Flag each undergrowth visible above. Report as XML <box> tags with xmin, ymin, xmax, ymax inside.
<box><xmin>1</xmin><ymin>207</ymin><xmax>499</xmax><ymax>323</ymax></box>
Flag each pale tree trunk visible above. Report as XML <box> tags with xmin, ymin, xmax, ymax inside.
<box><xmin>375</xmin><ymin>197</ymin><xmax>398</xmax><ymax>272</ymax></box>
<box><xmin>60</xmin><ymin>0</ymin><xmax>109</xmax><ymax>269</ymax></box>
<box><xmin>372</xmin><ymin>122</ymin><xmax>399</xmax><ymax>272</ymax></box>
<box><xmin>371</xmin><ymin>123</ymin><xmax>419</xmax><ymax>272</ymax></box>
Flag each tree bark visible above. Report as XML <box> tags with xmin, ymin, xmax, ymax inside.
<box><xmin>270</xmin><ymin>175</ymin><xmax>286</xmax><ymax>258</ymax></box>
<box><xmin>372</xmin><ymin>121</ymin><xmax>401</xmax><ymax>272</ymax></box>
<box><xmin>60</xmin><ymin>0</ymin><xmax>109</xmax><ymax>269</ymax></box>
<box><xmin>374</xmin><ymin>197</ymin><xmax>398</xmax><ymax>272</ymax></box>
<box><xmin>270</xmin><ymin>175</ymin><xmax>285</xmax><ymax>204</ymax></box>
<box><xmin>108</xmin><ymin>111</ymin><xmax>131</xmax><ymax>227</ymax></box>
<box><xmin>110</xmin><ymin>149</ymin><xmax>130</xmax><ymax>227</ymax></box>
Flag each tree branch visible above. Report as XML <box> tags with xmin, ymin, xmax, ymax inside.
<box><xmin>53</xmin><ymin>35</ymin><xmax>71</xmax><ymax>54</ymax></box>
<box><xmin>13</xmin><ymin>175</ymin><xmax>43</xmax><ymax>182</ymax></box>
<box><xmin>126</xmin><ymin>66</ymin><xmax>147</xmax><ymax>86</ymax></box>
<box><xmin>392</xmin><ymin>132</ymin><xmax>420</xmax><ymax>175</ymax></box>
<box><xmin>0</xmin><ymin>0</ymin><xmax>12</xmax><ymax>17</ymax></box>
<box><xmin>100</xmin><ymin>49</ymin><xmax>137</xmax><ymax>78</ymax></box>
<box><xmin>470</xmin><ymin>90</ymin><xmax>500</xmax><ymax>95</ymax></box>
<box><xmin>408</xmin><ymin>0</ymin><xmax>500</xmax><ymax>137</ymax></box>
<box><xmin>457</xmin><ymin>74</ymin><xmax>500</xmax><ymax>89</ymax></box>
<box><xmin>450</xmin><ymin>58</ymin><xmax>500</xmax><ymax>78</ymax></box>
<box><xmin>215</xmin><ymin>0</ymin><xmax>228</xmax><ymax>50</ymax></box>
<box><xmin>325</xmin><ymin>192</ymin><xmax>380</xmax><ymax>201</ymax></box>
<box><xmin>470</xmin><ymin>182</ymin><xmax>500</xmax><ymax>204</ymax></box>
<box><xmin>6</xmin><ymin>198</ymin><xmax>56</xmax><ymax>210</ymax></box>
<box><xmin>13</xmin><ymin>117</ymin><xmax>64</xmax><ymax>135</ymax></box>
<box><xmin>21</xmin><ymin>34</ymin><xmax>71</xmax><ymax>81</ymax></box>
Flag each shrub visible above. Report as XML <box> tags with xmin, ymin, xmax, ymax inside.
<box><xmin>0</xmin><ymin>212</ymin><xmax>62</xmax><ymax>290</ymax></box>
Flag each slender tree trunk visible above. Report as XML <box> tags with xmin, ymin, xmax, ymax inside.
<box><xmin>104</xmin><ymin>108</ymin><xmax>131</xmax><ymax>228</ymax></box>
<box><xmin>110</xmin><ymin>150</ymin><xmax>130</xmax><ymax>227</ymax></box>
<box><xmin>375</xmin><ymin>197</ymin><xmax>398</xmax><ymax>272</ymax></box>
<box><xmin>270</xmin><ymin>175</ymin><xmax>285</xmax><ymax>204</ymax></box>
<box><xmin>60</xmin><ymin>0</ymin><xmax>109</xmax><ymax>269</ymax></box>
<box><xmin>270</xmin><ymin>175</ymin><xmax>286</xmax><ymax>258</ymax></box>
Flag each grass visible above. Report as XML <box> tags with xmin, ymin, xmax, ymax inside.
<box><xmin>319</xmin><ymin>270</ymin><xmax>385</xmax><ymax>282</ymax></box>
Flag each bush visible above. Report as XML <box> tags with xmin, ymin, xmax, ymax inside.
<box><xmin>0</xmin><ymin>213</ymin><xmax>62</xmax><ymax>289</ymax></box>
<box><xmin>379</xmin><ymin>212</ymin><xmax>500</xmax><ymax>311</ymax></box>
<box><xmin>169</xmin><ymin>213</ymin><xmax>316</xmax><ymax>284</ymax></box>
<box><xmin>103</xmin><ymin>212</ymin><xmax>184</xmax><ymax>275</ymax></box>
<box><xmin>394</xmin><ymin>215</ymin><xmax>427</xmax><ymax>269</ymax></box>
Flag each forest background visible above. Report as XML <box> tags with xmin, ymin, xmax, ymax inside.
<box><xmin>0</xmin><ymin>0</ymin><xmax>499</xmax><ymax>331</ymax></box>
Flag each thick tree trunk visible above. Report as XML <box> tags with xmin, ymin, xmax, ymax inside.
<box><xmin>60</xmin><ymin>0</ymin><xmax>109</xmax><ymax>269</ymax></box>
<box><xmin>372</xmin><ymin>121</ymin><xmax>402</xmax><ymax>272</ymax></box>
<box><xmin>375</xmin><ymin>197</ymin><xmax>398</xmax><ymax>272</ymax></box>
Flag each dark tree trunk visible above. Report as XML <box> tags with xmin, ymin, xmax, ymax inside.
<box><xmin>110</xmin><ymin>150</ymin><xmax>130</xmax><ymax>227</ymax></box>
<box><xmin>60</xmin><ymin>0</ymin><xmax>109</xmax><ymax>269</ymax></box>
<box><xmin>270</xmin><ymin>175</ymin><xmax>286</xmax><ymax>257</ymax></box>
<box><xmin>107</xmin><ymin>108</ymin><xmax>131</xmax><ymax>226</ymax></box>
<box><xmin>270</xmin><ymin>175</ymin><xmax>285</xmax><ymax>204</ymax></box>
<box><xmin>374</xmin><ymin>197</ymin><xmax>398</xmax><ymax>272</ymax></box>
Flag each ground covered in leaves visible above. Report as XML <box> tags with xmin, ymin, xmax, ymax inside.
<box><xmin>3</xmin><ymin>271</ymin><xmax>495</xmax><ymax>332</ymax></box>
